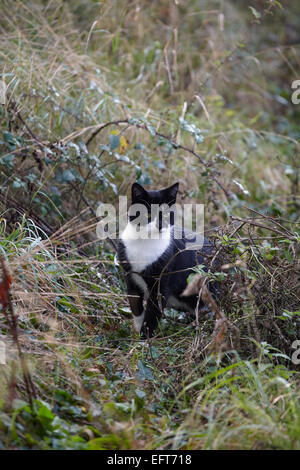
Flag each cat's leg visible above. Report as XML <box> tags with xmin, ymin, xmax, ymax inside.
<box><xmin>126</xmin><ymin>278</ymin><xmax>145</xmax><ymax>333</ymax></box>
<box><xmin>141</xmin><ymin>283</ymin><xmax>162</xmax><ymax>339</ymax></box>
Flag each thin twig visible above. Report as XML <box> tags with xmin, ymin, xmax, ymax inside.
<box><xmin>0</xmin><ymin>258</ymin><xmax>36</xmax><ymax>407</ymax></box>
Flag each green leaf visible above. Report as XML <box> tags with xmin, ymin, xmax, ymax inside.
<box><xmin>62</xmin><ymin>169</ymin><xmax>76</xmax><ymax>182</ymax></box>
<box><xmin>137</xmin><ymin>360</ymin><xmax>154</xmax><ymax>381</ymax></box>
<box><xmin>109</xmin><ymin>134</ymin><xmax>120</xmax><ymax>150</ymax></box>
<box><xmin>249</xmin><ymin>6</ymin><xmax>261</xmax><ymax>19</ymax></box>
<box><xmin>135</xmin><ymin>388</ymin><xmax>146</xmax><ymax>399</ymax></box>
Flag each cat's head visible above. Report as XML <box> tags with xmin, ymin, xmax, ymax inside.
<box><xmin>128</xmin><ymin>182</ymin><xmax>179</xmax><ymax>233</ymax></box>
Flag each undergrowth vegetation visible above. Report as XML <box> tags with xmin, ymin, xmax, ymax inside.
<box><xmin>0</xmin><ymin>0</ymin><xmax>299</xmax><ymax>450</ymax></box>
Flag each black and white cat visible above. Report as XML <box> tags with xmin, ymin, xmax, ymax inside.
<box><xmin>117</xmin><ymin>182</ymin><xmax>216</xmax><ymax>338</ymax></box>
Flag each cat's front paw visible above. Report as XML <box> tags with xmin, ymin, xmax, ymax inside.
<box><xmin>140</xmin><ymin>323</ymin><xmax>154</xmax><ymax>340</ymax></box>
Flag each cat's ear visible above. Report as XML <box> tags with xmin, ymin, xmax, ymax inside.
<box><xmin>131</xmin><ymin>182</ymin><xmax>147</xmax><ymax>201</ymax></box>
<box><xmin>164</xmin><ymin>182</ymin><xmax>179</xmax><ymax>204</ymax></box>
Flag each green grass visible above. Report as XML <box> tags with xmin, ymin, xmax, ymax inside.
<box><xmin>0</xmin><ymin>0</ymin><xmax>299</xmax><ymax>450</ymax></box>
<box><xmin>0</xmin><ymin>215</ymin><xmax>299</xmax><ymax>450</ymax></box>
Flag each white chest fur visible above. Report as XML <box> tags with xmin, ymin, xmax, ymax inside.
<box><xmin>120</xmin><ymin>221</ymin><xmax>171</xmax><ymax>272</ymax></box>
